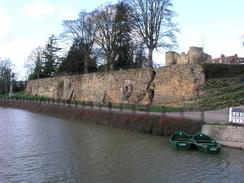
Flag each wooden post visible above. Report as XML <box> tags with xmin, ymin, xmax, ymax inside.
<box><xmin>201</xmin><ymin>110</ymin><xmax>204</xmax><ymax>122</ymax></box>
<box><xmin>146</xmin><ymin>105</ymin><xmax>150</xmax><ymax>115</ymax></box>
<box><xmin>161</xmin><ymin>106</ymin><xmax>165</xmax><ymax>116</ymax></box>
<box><xmin>120</xmin><ymin>103</ymin><xmax>123</xmax><ymax>113</ymax></box>
<box><xmin>108</xmin><ymin>102</ymin><xmax>112</xmax><ymax>112</ymax></box>
<box><xmin>99</xmin><ymin>103</ymin><xmax>102</xmax><ymax>111</ymax></box>
<box><xmin>132</xmin><ymin>104</ymin><xmax>136</xmax><ymax>113</ymax></box>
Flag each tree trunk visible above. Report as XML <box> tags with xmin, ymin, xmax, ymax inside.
<box><xmin>109</xmin><ymin>58</ymin><xmax>114</xmax><ymax>72</ymax></box>
<box><xmin>84</xmin><ymin>51</ymin><xmax>88</xmax><ymax>73</ymax></box>
<box><xmin>148</xmin><ymin>48</ymin><xmax>153</xmax><ymax>68</ymax></box>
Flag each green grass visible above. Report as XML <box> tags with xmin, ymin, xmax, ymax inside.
<box><xmin>14</xmin><ymin>90</ymin><xmax>27</xmax><ymax>96</ymax></box>
<box><xmin>199</xmin><ymin>75</ymin><xmax>244</xmax><ymax>110</ymax></box>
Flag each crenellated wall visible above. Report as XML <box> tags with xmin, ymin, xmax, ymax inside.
<box><xmin>26</xmin><ymin>64</ymin><xmax>205</xmax><ymax>106</ymax></box>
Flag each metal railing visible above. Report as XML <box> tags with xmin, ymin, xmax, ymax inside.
<box><xmin>0</xmin><ymin>95</ymin><xmax>206</xmax><ymax>122</ymax></box>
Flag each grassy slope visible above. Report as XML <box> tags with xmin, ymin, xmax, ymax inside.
<box><xmin>200</xmin><ymin>75</ymin><xmax>244</xmax><ymax>110</ymax></box>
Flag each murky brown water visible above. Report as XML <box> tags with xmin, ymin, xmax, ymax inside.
<box><xmin>0</xmin><ymin>107</ymin><xmax>244</xmax><ymax>183</ymax></box>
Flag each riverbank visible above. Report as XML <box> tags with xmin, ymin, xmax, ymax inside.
<box><xmin>0</xmin><ymin>100</ymin><xmax>203</xmax><ymax>137</ymax></box>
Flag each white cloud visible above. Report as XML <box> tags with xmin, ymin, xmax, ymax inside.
<box><xmin>0</xmin><ymin>4</ymin><xmax>11</xmax><ymax>41</ymax></box>
<box><xmin>0</xmin><ymin>38</ymin><xmax>45</xmax><ymax>80</ymax></box>
<box><xmin>23</xmin><ymin>0</ymin><xmax>55</xmax><ymax>19</ymax></box>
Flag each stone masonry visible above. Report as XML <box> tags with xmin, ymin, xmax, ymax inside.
<box><xmin>202</xmin><ymin>125</ymin><xmax>244</xmax><ymax>149</ymax></box>
<box><xmin>26</xmin><ymin>64</ymin><xmax>205</xmax><ymax>106</ymax></box>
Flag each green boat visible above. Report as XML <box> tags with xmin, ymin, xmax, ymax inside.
<box><xmin>169</xmin><ymin>131</ymin><xmax>193</xmax><ymax>150</ymax></box>
<box><xmin>193</xmin><ymin>132</ymin><xmax>221</xmax><ymax>154</ymax></box>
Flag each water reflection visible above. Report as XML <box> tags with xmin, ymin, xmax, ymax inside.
<box><xmin>0</xmin><ymin>107</ymin><xmax>243</xmax><ymax>182</ymax></box>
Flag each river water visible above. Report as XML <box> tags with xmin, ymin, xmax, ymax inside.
<box><xmin>0</xmin><ymin>107</ymin><xmax>244</xmax><ymax>183</ymax></box>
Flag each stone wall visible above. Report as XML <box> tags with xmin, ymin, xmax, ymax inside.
<box><xmin>26</xmin><ymin>64</ymin><xmax>205</xmax><ymax>106</ymax></box>
<box><xmin>154</xmin><ymin>64</ymin><xmax>205</xmax><ymax>105</ymax></box>
<box><xmin>202</xmin><ymin>125</ymin><xmax>244</xmax><ymax>149</ymax></box>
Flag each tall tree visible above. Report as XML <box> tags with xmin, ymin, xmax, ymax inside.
<box><xmin>24</xmin><ymin>47</ymin><xmax>44</xmax><ymax>79</ymax></box>
<box><xmin>63</xmin><ymin>12</ymin><xmax>95</xmax><ymax>73</ymax></box>
<box><xmin>128</xmin><ymin>0</ymin><xmax>178</xmax><ymax>67</ymax></box>
<box><xmin>92</xmin><ymin>5</ymin><xmax>118</xmax><ymax>72</ymax></box>
<box><xmin>0</xmin><ymin>58</ymin><xmax>13</xmax><ymax>94</ymax></box>
<box><xmin>59</xmin><ymin>39</ymin><xmax>97</xmax><ymax>74</ymax></box>
<box><xmin>113</xmin><ymin>2</ymin><xmax>134</xmax><ymax>69</ymax></box>
<box><xmin>43</xmin><ymin>34</ymin><xmax>61</xmax><ymax>77</ymax></box>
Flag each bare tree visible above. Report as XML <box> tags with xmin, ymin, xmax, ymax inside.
<box><xmin>24</xmin><ymin>47</ymin><xmax>44</xmax><ymax>79</ymax></box>
<box><xmin>128</xmin><ymin>0</ymin><xmax>179</xmax><ymax>67</ymax></box>
<box><xmin>92</xmin><ymin>5</ymin><xmax>118</xmax><ymax>72</ymax></box>
<box><xmin>63</xmin><ymin>12</ymin><xmax>95</xmax><ymax>73</ymax></box>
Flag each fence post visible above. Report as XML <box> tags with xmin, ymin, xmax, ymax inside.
<box><xmin>180</xmin><ymin>108</ymin><xmax>184</xmax><ymax>118</ymax></box>
<box><xmin>146</xmin><ymin>105</ymin><xmax>150</xmax><ymax>115</ymax></box>
<box><xmin>201</xmin><ymin>109</ymin><xmax>205</xmax><ymax>122</ymax></box>
<box><xmin>108</xmin><ymin>102</ymin><xmax>112</xmax><ymax>112</ymax></box>
<box><xmin>161</xmin><ymin>106</ymin><xmax>165</xmax><ymax>116</ymax></box>
<box><xmin>99</xmin><ymin>103</ymin><xmax>102</xmax><ymax>111</ymax></box>
<box><xmin>132</xmin><ymin>104</ymin><xmax>136</xmax><ymax>113</ymax></box>
<box><xmin>120</xmin><ymin>103</ymin><xmax>123</xmax><ymax>113</ymax></box>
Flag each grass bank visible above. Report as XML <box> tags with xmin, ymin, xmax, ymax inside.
<box><xmin>0</xmin><ymin>100</ymin><xmax>203</xmax><ymax>137</ymax></box>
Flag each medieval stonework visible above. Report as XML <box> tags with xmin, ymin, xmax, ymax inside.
<box><xmin>165</xmin><ymin>46</ymin><xmax>212</xmax><ymax>66</ymax></box>
<box><xmin>26</xmin><ymin>64</ymin><xmax>205</xmax><ymax>107</ymax></box>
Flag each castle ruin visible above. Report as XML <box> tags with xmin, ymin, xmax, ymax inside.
<box><xmin>165</xmin><ymin>46</ymin><xmax>212</xmax><ymax>66</ymax></box>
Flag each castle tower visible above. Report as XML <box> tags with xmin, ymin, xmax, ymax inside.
<box><xmin>165</xmin><ymin>51</ymin><xmax>180</xmax><ymax>66</ymax></box>
<box><xmin>187</xmin><ymin>47</ymin><xmax>203</xmax><ymax>64</ymax></box>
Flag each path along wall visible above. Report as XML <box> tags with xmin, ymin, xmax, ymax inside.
<box><xmin>26</xmin><ymin>64</ymin><xmax>205</xmax><ymax>106</ymax></box>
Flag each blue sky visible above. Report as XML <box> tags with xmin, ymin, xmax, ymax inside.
<box><xmin>0</xmin><ymin>0</ymin><xmax>244</xmax><ymax>79</ymax></box>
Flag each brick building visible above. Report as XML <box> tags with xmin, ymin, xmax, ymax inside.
<box><xmin>211</xmin><ymin>54</ymin><xmax>244</xmax><ymax>64</ymax></box>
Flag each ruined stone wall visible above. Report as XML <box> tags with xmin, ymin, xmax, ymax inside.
<box><xmin>154</xmin><ymin>64</ymin><xmax>205</xmax><ymax>105</ymax></box>
<box><xmin>26</xmin><ymin>64</ymin><xmax>205</xmax><ymax>106</ymax></box>
<box><xmin>27</xmin><ymin>69</ymin><xmax>154</xmax><ymax>104</ymax></box>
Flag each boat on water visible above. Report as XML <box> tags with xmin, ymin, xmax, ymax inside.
<box><xmin>193</xmin><ymin>132</ymin><xmax>221</xmax><ymax>154</ymax></box>
<box><xmin>169</xmin><ymin>131</ymin><xmax>193</xmax><ymax>150</ymax></box>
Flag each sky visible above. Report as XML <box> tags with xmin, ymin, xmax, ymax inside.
<box><xmin>0</xmin><ymin>0</ymin><xmax>244</xmax><ymax>79</ymax></box>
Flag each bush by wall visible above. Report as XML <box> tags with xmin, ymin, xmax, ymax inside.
<box><xmin>204</xmin><ymin>64</ymin><xmax>244</xmax><ymax>79</ymax></box>
<box><xmin>0</xmin><ymin>100</ymin><xmax>203</xmax><ymax>136</ymax></box>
